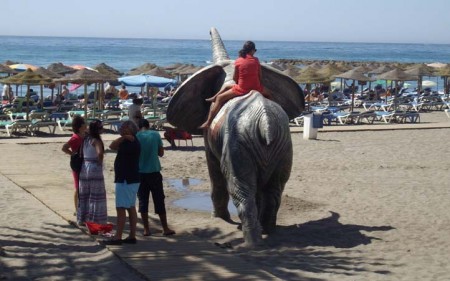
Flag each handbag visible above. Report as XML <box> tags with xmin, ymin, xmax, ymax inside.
<box><xmin>70</xmin><ymin>141</ymin><xmax>83</xmax><ymax>173</ymax></box>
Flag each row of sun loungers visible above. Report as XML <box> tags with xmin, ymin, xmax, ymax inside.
<box><xmin>0</xmin><ymin>108</ymin><xmax>167</xmax><ymax>137</ymax></box>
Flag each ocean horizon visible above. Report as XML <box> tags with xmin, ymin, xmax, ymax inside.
<box><xmin>1</xmin><ymin>35</ymin><xmax>449</xmax><ymax>96</ymax></box>
<box><xmin>1</xmin><ymin>35</ymin><xmax>450</xmax><ymax>74</ymax></box>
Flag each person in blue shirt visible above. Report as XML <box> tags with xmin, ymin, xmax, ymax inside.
<box><xmin>136</xmin><ymin>119</ymin><xmax>175</xmax><ymax>236</ymax></box>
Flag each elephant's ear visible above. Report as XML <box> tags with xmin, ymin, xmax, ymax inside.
<box><xmin>167</xmin><ymin>64</ymin><xmax>226</xmax><ymax>134</ymax></box>
<box><xmin>261</xmin><ymin>64</ymin><xmax>305</xmax><ymax>119</ymax></box>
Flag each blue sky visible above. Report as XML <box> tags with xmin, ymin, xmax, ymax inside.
<box><xmin>2</xmin><ymin>0</ymin><xmax>450</xmax><ymax>44</ymax></box>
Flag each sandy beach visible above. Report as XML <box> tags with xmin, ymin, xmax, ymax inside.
<box><xmin>1</xmin><ymin>111</ymin><xmax>450</xmax><ymax>280</ymax></box>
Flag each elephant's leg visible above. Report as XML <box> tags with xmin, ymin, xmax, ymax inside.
<box><xmin>229</xmin><ymin>171</ymin><xmax>262</xmax><ymax>247</ymax></box>
<box><xmin>260</xmin><ymin>169</ymin><xmax>289</xmax><ymax>235</ymax></box>
<box><xmin>205</xmin><ymin>147</ymin><xmax>230</xmax><ymax>221</ymax></box>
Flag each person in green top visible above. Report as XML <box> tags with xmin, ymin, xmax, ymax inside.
<box><xmin>136</xmin><ymin>119</ymin><xmax>175</xmax><ymax>236</ymax></box>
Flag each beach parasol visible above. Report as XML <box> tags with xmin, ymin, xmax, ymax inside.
<box><xmin>296</xmin><ymin>67</ymin><xmax>333</xmax><ymax>85</ymax></box>
<box><xmin>282</xmin><ymin>65</ymin><xmax>301</xmax><ymax>80</ymax></box>
<box><xmin>421</xmin><ymin>80</ymin><xmax>437</xmax><ymax>88</ymax></box>
<box><xmin>9</xmin><ymin>63</ymin><xmax>39</xmax><ymax>72</ymax></box>
<box><xmin>435</xmin><ymin>64</ymin><xmax>450</xmax><ymax>97</ymax></box>
<box><xmin>119</xmin><ymin>74</ymin><xmax>177</xmax><ymax>116</ymax></box>
<box><xmin>33</xmin><ymin>67</ymin><xmax>62</xmax><ymax>107</ymax></box>
<box><xmin>47</xmin><ymin>62</ymin><xmax>77</xmax><ymax>75</ymax></box>
<box><xmin>0</xmin><ymin>69</ymin><xmax>52</xmax><ymax>119</ymax></box>
<box><xmin>127</xmin><ymin>63</ymin><xmax>158</xmax><ymax>75</ymax></box>
<box><xmin>140</xmin><ymin>66</ymin><xmax>173</xmax><ymax>78</ymax></box>
<box><xmin>54</xmin><ymin>68</ymin><xmax>114</xmax><ymax>117</ymax></box>
<box><xmin>93</xmin><ymin>63</ymin><xmax>123</xmax><ymax>77</ymax></box>
<box><xmin>377</xmin><ymin>69</ymin><xmax>417</xmax><ymax>110</ymax></box>
<box><xmin>405</xmin><ymin>64</ymin><xmax>436</xmax><ymax>93</ymax></box>
<box><xmin>0</xmin><ymin>64</ymin><xmax>15</xmax><ymax>75</ymax></box>
<box><xmin>334</xmin><ymin>69</ymin><xmax>375</xmax><ymax>111</ymax></box>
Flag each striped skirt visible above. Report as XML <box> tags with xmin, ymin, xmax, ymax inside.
<box><xmin>77</xmin><ymin>161</ymin><xmax>107</xmax><ymax>225</ymax></box>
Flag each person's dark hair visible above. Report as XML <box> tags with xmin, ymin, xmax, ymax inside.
<box><xmin>238</xmin><ymin>41</ymin><xmax>256</xmax><ymax>58</ymax></box>
<box><xmin>138</xmin><ymin>118</ymin><xmax>150</xmax><ymax>129</ymax></box>
<box><xmin>133</xmin><ymin>98</ymin><xmax>143</xmax><ymax>105</ymax></box>
<box><xmin>88</xmin><ymin>119</ymin><xmax>103</xmax><ymax>140</ymax></box>
<box><xmin>71</xmin><ymin>115</ymin><xmax>85</xmax><ymax>134</ymax></box>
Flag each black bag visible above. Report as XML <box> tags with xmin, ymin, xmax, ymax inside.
<box><xmin>70</xmin><ymin>142</ymin><xmax>83</xmax><ymax>173</ymax></box>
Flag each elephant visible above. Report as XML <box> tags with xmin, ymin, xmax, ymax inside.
<box><xmin>167</xmin><ymin>28</ymin><xmax>305</xmax><ymax>247</ymax></box>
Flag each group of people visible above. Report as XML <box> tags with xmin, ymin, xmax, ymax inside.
<box><xmin>59</xmin><ymin>40</ymin><xmax>270</xmax><ymax>244</ymax></box>
<box><xmin>62</xmin><ymin>115</ymin><xmax>175</xmax><ymax>245</ymax></box>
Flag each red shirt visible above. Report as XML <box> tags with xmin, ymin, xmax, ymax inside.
<box><xmin>232</xmin><ymin>54</ymin><xmax>264</xmax><ymax>95</ymax></box>
<box><xmin>68</xmin><ymin>133</ymin><xmax>83</xmax><ymax>152</ymax></box>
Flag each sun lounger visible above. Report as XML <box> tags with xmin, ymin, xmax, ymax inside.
<box><xmin>354</xmin><ymin>111</ymin><xmax>377</xmax><ymax>124</ymax></box>
<box><xmin>28</xmin><ymin>120</ymin><xmax>57</xmax><ymax>136</ymax></box>
<box><xmin>375</xmin><ymin>111</ymin><xmax>396</xmax><ymax>123</ymax></box>
<box><xmin>5</xmin><ymin>120</ymin><xmax>32</xmax><ymax>136</ymax></box>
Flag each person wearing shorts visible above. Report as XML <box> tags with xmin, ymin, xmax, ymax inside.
<box><xmin>103</xmin><ymin>121</ymin><xmax>141</xmax><ymax>245</ymax></box>
<box><xmin>136</xmin><ymin>119</ymin><xmax>175</xmax><ymax>236</ymax></box>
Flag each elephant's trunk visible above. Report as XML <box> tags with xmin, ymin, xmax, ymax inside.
<box><xmin>210</xmin><ymin>27</ymin><xmax>230</xmax><ymax>64</ymax></box>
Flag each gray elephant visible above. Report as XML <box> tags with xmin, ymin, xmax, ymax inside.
<box><xmin>167</xmin><ymin>28</ymin><xmax>304</xmax><ymax>247</ymax></box>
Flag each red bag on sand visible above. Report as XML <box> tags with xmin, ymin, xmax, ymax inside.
<box><xmin>85</xmin><ymin>222</ymin><xmax>113</xmax><ymax>235</ymax></box>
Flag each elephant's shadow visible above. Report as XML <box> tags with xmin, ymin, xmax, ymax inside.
<box><xmin>266</xmin><ymin>211</ymin><xmax>395</xmax><ymax>248</ymax></box>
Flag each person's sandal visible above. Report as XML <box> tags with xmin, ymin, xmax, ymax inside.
<box><xmin>100</xmin><ymin>239</ymin><xmax>122</xmax><ymax>246</ymax></box>
<box><xmin>121</xmin><ymin>237</ymin><xmax>137</xmax><ymax>244</ymax></box>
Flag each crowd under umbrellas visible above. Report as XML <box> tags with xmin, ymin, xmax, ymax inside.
<box><xmin>1</xmin><ymin>60</ymin><xmax>449</xmax><ymax>128</ymax></box>
<box><xmin>0</xmin><ymin>61</ymin><xmax>201</xmax><ymax>113</ymax></box>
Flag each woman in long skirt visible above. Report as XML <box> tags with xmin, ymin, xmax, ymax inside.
<box><xmin>77</xmin><ymin>119</ymin><xmax>107</xmax><ymax>225</ymax></box>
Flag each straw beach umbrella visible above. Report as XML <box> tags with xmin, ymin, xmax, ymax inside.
<box><xmin>141</xmin><ymin>66</ymin><xmax>173</xmax><ymax>78</ymax></box>
<box><xmin>0</xmin><ymin>69</ymin><xmax>52</xmax><ymax>119</ymax></box>
<box><xmin>127</xmin><ymin>63</ymin><xmax>158</xmax><ymax>75</ymax></box>
<box><xmin>47</xmin><ymin>62</ymin><xmax>77</xmax><ymax>75</ymax></box>
<box><xmin>435</xmin><ymin>64</ymin><xmax>450</xmax><ymax>98</ymax></box>
<box><xmin>376</xmin><ymin>69</ymin><xmax>417</xmax><ymax>110</ymax></box>
<box><xmin>93</xmin><ymin>63</ymin><xmax>123</xmax><ymax>77</ymax></box>
<box><xmin>54</xmin><ymin>68</ymin><xmax>114</xmax><ymax>117</ymax></box>
<box><xmin>405</xmin><ymin>63</ymin><xmax>436</xmax><ymax>93</ymax></box>
<box><xmin>334</xmin><ymin>69</ymin><xmax>375</xmax><ymax>111</ymax></box>
<box><xmin>33</xmin><ymin>67</ymin><xmax>62</xmax><ymax>107</ymax></box>
<box><xmin>0</xmin><ymin>64</ymin><xmax>15</xmax><ymax>75</ymax></box>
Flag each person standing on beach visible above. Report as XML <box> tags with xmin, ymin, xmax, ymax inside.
<box><xmin>77</xmin><ymin>119</ymin><xmax>107</xmax><ymax>226</ymax></box>
<box><xmin>119</xmin><ymin>85</ymin><xmax>129</xmax><ymax>100</ymax></box>
<box><xmin>61</xmin><ymin>85</ymin><xmax>69</xmax><ymax>100</ymax></box>
<box><xmin>199</xmin><ymin>41</ymin><xmax>272</xmax><ymax>129</ymax></box>
<box><xmin>128</xmin><ymin>98</ymin><xmax>143</xmax><ymax>125</ymax></box>
<box><xmin>61</xmin><ymin>115</ymin><xmax>87</xmax><ymax>215</ymax></box>
<box><xmin>136</xmin><ymin>119</ymin><xmax>175</xmax><ymax>236</ymax></box>
<box><xmin>103</xmin><ymin>121</ymin><xmax>141</xmax><ymax>245</ymax></box>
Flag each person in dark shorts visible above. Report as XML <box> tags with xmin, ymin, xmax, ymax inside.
<box><xmin>136</xmin><ymin>119</ymin><xmax>175</xmax><ymax>236</ymax></box>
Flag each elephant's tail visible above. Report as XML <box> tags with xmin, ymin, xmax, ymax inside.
<box><xmin>210</xmin><ymin>27</ymin><xmax>230</xmax><ymax>64</ymax></box>
<box><xmin>257</xmin><ymin>102</ymin><xmax>290</xmax><ymax>147</ymax></box>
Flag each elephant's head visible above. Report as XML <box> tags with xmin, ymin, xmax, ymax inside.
<box><xmin>167</xmin><ymin>27</ymin><xmax>305</xmax><ymax>134</ymax></box>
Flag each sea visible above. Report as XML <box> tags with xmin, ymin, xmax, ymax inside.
<box><xmin>1</xmin><ymin>35</ymin><xmax>449</xmax><ymax>95</ymax></box>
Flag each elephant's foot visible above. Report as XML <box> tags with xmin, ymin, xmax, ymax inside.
<box><xmin>242</xmin><ymin>227</ymin><xmax>263</xmax><ymax>249</ymax></box>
